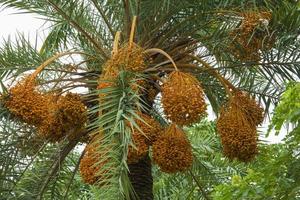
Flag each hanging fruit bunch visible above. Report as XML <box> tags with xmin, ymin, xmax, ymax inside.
<box><xmin>38</xmin><ymin>92</ymin><xmax>88</xmax><ymax>142</ymax></box>
<box><xmin>231</xmin><ymin>91</ymin><xmax>264</xmax><ymax>126</ymax></box>
<box><xmin>97</xmin><ymin>20</ymin><xmax>147</xmax><ymax>103</ymax></box>
<box><xmin>152</xmin><ymin>124</ymin><xmax>193</xmax><ymax>173</ymax></box>
<box><xmin>126</xmin><ymin>112</ymin><xmax>162</xmax><ymax>164</ymax></box>
<box><xmin>161</xmin><ymin>71</ymin><xmax>207</xmax><ymax>126</ymax></box>
<box><xmin>2</xmin><ymin>54</ymin><xmax>88</xmax><ymax>143</ymax></box>
<box><xmin>79</xmin><ymin>134</ymin><xmax>111</xmax><ymax>185</ymax></box>
<box><xmin>149</xmin><ymin>58</ymin><xmax>207</xmax><ymax>172</ymax></box>
<box><xmin>3</xmin><ymin>76</ymin><xmax>52</xmax><ymax>126</ymax></box>
<box><xmin>192</xmin><ymin>63</ymin><xmax>265</xmax><ymax>162</ymax></box>
<box><xmin>229</xmin><ymin>10</ymin><xmax>274</xmax><ymax>61</ymax></box>
<box><xmin>80</xmin><ymin>143</ymin><xmax>101</xmax><ymax>185</ymax></box>
<box><xmin>216</xmin><ymin>89</ymin><xmax>264</xmax><ymax>162</ymax></box>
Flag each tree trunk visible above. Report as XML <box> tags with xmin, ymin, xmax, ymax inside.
<box><xmin>128</xmin><ymin>155</ymin><xmax>153</xmax><ymax>200</ymax></box>
<box><xmin>127</xmin><ymin>79</ymin><xmax>157</xmax><ymax>200</ymax></box>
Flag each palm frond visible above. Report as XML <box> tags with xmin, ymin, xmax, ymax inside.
<box><xmin>0</xmin><ymin>34</ymin><xmax>46</xmax><ymax>80</ymax></box>
<box><xmin>86</xmin><ymin>71</ymin><xmax>150</xmax><ymax>199</ymax></box>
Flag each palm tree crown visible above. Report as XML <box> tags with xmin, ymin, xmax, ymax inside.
<box><xmin>0</xmin><ymin>1</ymin><xmax>300</xmax><ymax>199</ymax></box>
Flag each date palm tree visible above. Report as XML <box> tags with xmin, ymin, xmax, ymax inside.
<box><xmin>0</xmin><ymin>0</ymin><xmax>300</xmax><ymax>199</ymax></box>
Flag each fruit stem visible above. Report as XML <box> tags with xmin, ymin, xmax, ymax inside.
<box><xmin>112</xmin><ymin>31</ymin><xmax>121</xmax><ymax>56</ymax></box>
<box><xmin>144</xmin><ymin>48</ymin><xmax>178</xmax><ymax>71</ymax></box>
<box><xmin>190</xmin><ymin>55</ymin><xmax>234</xmax><ymax>98</ymax></box>
<box><xmin>30</xmin><ymin>51</ymin><xmax>89</xmax><ymax>81</ymax></box>
<box><xmin>129</xmin><ymin>16</ymin><xmax>137</xmax><ymax>48</ymax></box>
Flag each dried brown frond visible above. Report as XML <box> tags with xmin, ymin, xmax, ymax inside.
<box><xmin>152</xmin><ymin>124</ymin><xmax>193</xmax><ymax>173</ymax></box>
<box><xmin>161</xmin><ymin>71</ymin><xmax>207</xmax><ymax>126</ymax></box>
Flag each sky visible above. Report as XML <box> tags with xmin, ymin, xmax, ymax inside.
<box><xmin>0</xmin><ymin>6</ymin><xmax>287</xmax><ymax>143</ymax></box>
<box><xmin>0</xmin><ymin>6</ymin><xmax>48</xmax><ymax>48</ymax></box>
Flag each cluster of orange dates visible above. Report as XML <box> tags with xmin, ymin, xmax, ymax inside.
<box><xmin>217</xmin><ymin>91</ymin><xmax>264</xmax><ymax>162</ymax></box>
<box><xmin>229</xmin><ymin>11</ymin><xmax>274</xmax><ymax>61</ymax></box>
<box><xmin>3</xmin><ymin>74</ymin><xmax>87</xmax><ymax>143</ymax></box>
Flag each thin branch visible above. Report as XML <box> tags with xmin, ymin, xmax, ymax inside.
<box><xmin>9</xmin><ymin>142</ymin><xmax>48</xmax><ymax>192</ymax></box>
<box><xmin>240</xmin><ymin>88</ymin><xmax>280</xmax><ymax>100</ymax></box>
<box><xmin>188</xmin><ymin>170</ymin><xmax>211</xmax><ymax>200</ymax></box>
<box><xmin>145</xmin><ymin>64</ymin><xmax>202</xmax><ymax>74</ymax></box>
<box><xmin>36</xmin><ymin>130</ymin><xmax>87</xmax><ymax>200</ymax></box>
<box><xmin>63</xmin><ymin>150</ymin><xmax>85</xmax><ymax>200</ymax></box>
<box><xmin>41</xmin><ymin>77</ymin><xmax>89</xmax><ymax>85</ymax></box>
<box><xmin>90</xmin><ymin>0</ymin><xmax>115</xmax><ymax>36</ymax></box>
<box><xmin>190</xmin><ymin>55</ymin><xmax>235</xmax><ymax>96</ymax></box>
